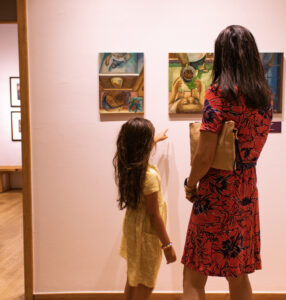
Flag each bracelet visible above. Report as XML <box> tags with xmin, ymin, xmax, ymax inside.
<box><xmin>162</xmin><ymin>242</ymin><xmax>173</xmax><ymax>250</ymax></box>
<box><xmin>184</xmin><ymin>178</ymin><xmax>197</xmax><ymax>194</ymax></box>
<box><xmin>184</xmin><ymin>185</ymin><xmax>196</xmax><ymax>193</ymax></box>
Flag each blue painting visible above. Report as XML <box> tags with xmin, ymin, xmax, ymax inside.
<box><xmin>260</xmin><ymin>53</ymin><xmax>283</xmax><ymax>113</ymax></box>
<box><xmin>99</xmin><ymin>53</ymin><xmax>144</xmax><ymax>114</ymax></box>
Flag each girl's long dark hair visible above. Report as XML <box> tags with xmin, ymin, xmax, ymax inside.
<box><xmin>212</xmin><ymin>25</ymin><xmax>271</xmax><ymax>108</ymax></box>
<box><xmin>113</xmin><ymin>118</ymin><xmax>155</xmax><ymax>210</ymax></box>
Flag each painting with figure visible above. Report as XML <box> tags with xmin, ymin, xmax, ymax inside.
<box><xmin>99</xmin><ymin>53</ymin><xmax>144</xmax><ymax>114</ymax></box>
<box><xmin>170</xmin><ymin>52</ymin><xmax>283</xmax><ymax>114</ymax></box>
<box><xmin>260</xmin><ymin>53</ymin><xmax>283</xmax><ymax>113</ymax></box>
<box><xmin>169</xmin><ymin>53</ymin><xmax>214</xmax><ymax>114</ymax></box>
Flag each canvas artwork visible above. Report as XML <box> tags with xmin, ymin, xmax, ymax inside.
<box><xmin>10</xmin><ymin>77</ymin><xmax>21</xmax><ymax>107</ymax></box>
<box><xmin>169</xmin><ymin>53</ymin><xmax>214</xmax><ymax>114</ymax></box>
<box><xmin>99</xmin><ymin>53</ymin><xmax>144</xmax><ymax>114</ymax></box>
<box><xmin>169</xmin><ymin>52</ymin><xmax>283</xmax><ymax>114</ymax></box>
<box><xmin>11</xmin><ymin>111</ymin><xmax>21</xmax><ymax>141</ymax></box>
<box><xmin>260</xmin><ymin>53</ymin><xmax>283</xmax><ymax>113</ymax></box>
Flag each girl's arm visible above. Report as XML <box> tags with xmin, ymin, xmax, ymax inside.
<box><xmin>186</xmin><ymin>131</ymin><xmax>218</xmax><ymax>199</ymax></box>
<box><xmin>145</xmin><ymin>192</ymin><xmax>176</xmax><ymax>264</ymax></box>
<box><xmin>154</xmin><ymin>129</ymin><xmax>168</xmax><ymax>144</ymax></box>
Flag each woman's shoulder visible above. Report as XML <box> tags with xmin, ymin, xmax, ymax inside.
<box><xmin>205</xmin><ymin>84</ymin><xmax>224</xmax><ymax>100</ymax></box>
<box><xmin>203</xmin><ymin>86</ymin><xmax>226</xmax><ymax>111</ymax></box>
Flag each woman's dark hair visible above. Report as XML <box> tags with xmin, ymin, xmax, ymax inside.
<box><xmin>212</xmin><ymin>25</ymin><xmax>271</xmax><ymax>108</ymax></box>
<box><xmin>113</xmin><ymin>118</ymin><xmax>155</xmax><ymax>210</ymax></box>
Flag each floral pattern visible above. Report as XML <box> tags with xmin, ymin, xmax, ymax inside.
<box><xmin>181</xmin><ymin>86</ymin><xmax>272</xmax><ymax>277</ymax></box>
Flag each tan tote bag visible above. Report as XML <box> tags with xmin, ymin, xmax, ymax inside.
<box><xmin>189</xmin><ymin>121</ymin><xmax>236</xmax><ymax>171</ymax></box>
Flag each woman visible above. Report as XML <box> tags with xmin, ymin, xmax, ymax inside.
<box><xmin>182</xmin><ymin>25</ymin><xmax>272</xmax><ymax>300</ymax></box>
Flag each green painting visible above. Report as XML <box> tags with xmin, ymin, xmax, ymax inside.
<box><xmin>169</xmin><ymin>53</ymin><xmax>214</xmax><ymax>114</ymax></box>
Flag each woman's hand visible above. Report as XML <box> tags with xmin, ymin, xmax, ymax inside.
<box><xmin>154</xmin><ymin>129</ymin><xmax>168</xmax><ymax>143</ymax></box>
<box><xmin>163</xmin><ymin>246</ymin><xmax>177</xmax><ymax>264</ymax></box>
<box><xmin>185</xmin><ymin>185</ymin><xmax>198</xmax><ymax>203</ymax></box>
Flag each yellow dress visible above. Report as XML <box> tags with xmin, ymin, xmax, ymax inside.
<box><xmin>120</xmin><ymin>165</ymin><xmax>167</xmax><ymax>288</ymax></box>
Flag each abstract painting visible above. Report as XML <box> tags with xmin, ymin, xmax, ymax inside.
<box><xmin>169</xmin><ymin>53</ymin><xmax>214</xmax><ymax>114</ymax></box>
<box><xmin>99</xmin><ymin>53</ymin><xmax>144</xmax><ymax>114</ymax></box>
<box><xmin>169</xmin><ymin>52</ymin><xmax>283</xmax><ymax>114</ymax></box>
<box><xmin>260</xmin><ymin>53</ymin><xmax>283</xmax><ymax>113</ymax></box>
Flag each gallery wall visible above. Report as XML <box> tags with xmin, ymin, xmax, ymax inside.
<box><xmin>0</xmin><ymin>24</ymin><xmax>21</xmax><ymax>166</ymax></box>
<box><xmin>26</xmin><ymin>0</ymin><xmax>286</xmax><ymax>294</ymax></box>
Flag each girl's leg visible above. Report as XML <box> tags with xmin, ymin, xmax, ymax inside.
<box><xmin>183</xmin><ymin>266</ymin><xmax>208</xmax><ymax>300</ymax></box>
<box><xmin>132</xmin><ymin>284</ymin><xmax>153</xmax><ymax>300</ymax></box>
<box><xmin>124</xmin><ymin>279</ymin><xmax>135</xmax><ymax>300</ymax></box>
<box><xmin>226</xmin><ymin>274</ymin><xmax>252</xmax><ymax>300</ymax></box>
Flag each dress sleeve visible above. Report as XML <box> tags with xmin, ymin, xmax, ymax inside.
<box><xmin>142</xmin><ymin>169</ymin><xmax>160</xmax><ymax>196</ymax></box>
<box><xmin>200</xmin><ymin>89</ymin><xmax>224</xmax><ymax>134</ymax></box>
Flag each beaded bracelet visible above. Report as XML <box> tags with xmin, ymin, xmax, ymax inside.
<box><xmin>162</xmin><ymin>242</ymin><xmax>173</xmax><ymax>250</ymax></box>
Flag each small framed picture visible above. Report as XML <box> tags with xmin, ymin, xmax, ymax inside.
<box><xmin>11</xmin><ymin>111</ymin><xmax>22</xmax><ymax>141</ymax></box>
<box><xmin>10</xmin><ymin>77</ymin><xmax>21</xmax><ymax>107</ymax></box>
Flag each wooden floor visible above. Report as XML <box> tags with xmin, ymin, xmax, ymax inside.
<box><xmin>0</xmin><ymin>190</ymin><xmax>24</xmax><ymax>300</ymax></box>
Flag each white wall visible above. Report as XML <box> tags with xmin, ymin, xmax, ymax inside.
<box><xmin>26</xmin><ymin>0</ymin><xmax>286</xmax><ymax>293</ymax></box>
<box><xmin>0</xmin><ymin>24</ymin><xmax>21</xmax><ymax>166</ymax></box>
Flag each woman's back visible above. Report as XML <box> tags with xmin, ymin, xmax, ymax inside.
<box><xmin>182</xmin><ymin>85</ymin><xmax>272</xmax><ymax>276</ymax></box>
<box><xmin>203</xmin><ymin>86</ymin><xmax>272</xmax><ymax>165</ymax></box>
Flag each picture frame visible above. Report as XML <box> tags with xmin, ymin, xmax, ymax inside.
<box><xmin>169</xmin><ymin>52</ymin><xmax>284</xmax><ymax>114</ymax></box>
<box><xmin>99</xmin><ymin>53</ymin><xmax>144</xmax><ymax>114</ymax></box>
<box><xmin>10</xmin><ymin>77</ymin><xmax>21</xmax><ymax>107</ymax></box>
<box><xmin>11</xmin><ymin>111</ymin><xmax>22</xmax><ymax>141</ymax></box>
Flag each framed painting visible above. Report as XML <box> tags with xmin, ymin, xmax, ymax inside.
<box><xmin>99</xmin><ymin>53</ymin><xmax>144</xmax><ymax>114</ymax></box>
<box><xmin>169</xmin><ymin>52</ymin><xmax>283</xmax><ymax>114</ymax></box>
<box><xmin>11</xmin><ymin>111</ymin><xmax>22</xmax><ymax>141</ymax></box>
<box><xmin>260</xmin><ymin>53</ymin><xmax>283</xmax><ymax>113</ymax></box>
<box><xmin>10</xmin><ymin>77</ymin><xmax>21</xmax><ymax>107</ymax></box>
<box><xmin>169</xmin><ymin>53</ymin><xmax>214</xmax><ymax>114</ymax></box>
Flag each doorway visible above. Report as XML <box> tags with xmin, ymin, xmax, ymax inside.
<box><xmin>0</xmin><ymin>1</ymin><xmax>33</xmax><ymax>300</ymax></box>
<box><xmin>0</xmin><ymin>21</ymin><xmax>24</xmax><ymax>300</ymax></box>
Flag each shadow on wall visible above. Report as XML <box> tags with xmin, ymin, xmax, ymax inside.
<box><xmin>158</xmin><ymin>143</ymin><xmax>184</xmax><ymax>290</ymax></box>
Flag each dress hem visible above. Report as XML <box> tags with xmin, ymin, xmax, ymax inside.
<box><xmin>127</xmin><ymin>277</ymin><xmax>155</xmax><ymax>289</ymax></box>
<box><xmin>181</xmin><ymin>260</ymin><xmax>262</xmax><ymax>278</ymax></box>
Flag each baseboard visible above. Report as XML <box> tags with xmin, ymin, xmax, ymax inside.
<box><xmin>33</xmin><ymin>292</ymin><xmax>286</xmax><ymax>300</ymax></box>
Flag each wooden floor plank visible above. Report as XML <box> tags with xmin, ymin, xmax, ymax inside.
<box><xmin>33</xmin><ymin>293</ymin><xmax>286</xmax><ymax>300</ymax></box>
<box><xmin>0</xmin><ymin>190</ymin><xmax>24</xmax><ymax>300</ymax></box>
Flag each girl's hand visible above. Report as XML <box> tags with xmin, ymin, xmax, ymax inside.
<box><xmin>154</xmin><ymin>129</ymin><xmax>168</xmax><ymax>143</ymax></box>
<box><xmin>164</xmin><ymin>246</ymin><xmax>177</xmax><ymax>264</ymax></box>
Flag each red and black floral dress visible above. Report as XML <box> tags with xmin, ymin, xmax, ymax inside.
<box><xmin>181</xmin><ymin>86</ymin><xmax>272</xmax><ymax>277</ymax></box>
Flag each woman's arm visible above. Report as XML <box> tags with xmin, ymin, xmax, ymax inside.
<box><xmin>186</xmin><ymin>131</ymin><xmax>218</xmax><ymax>197</ymax></box>
<box><xmin>145</xmin><ymin>192</ymin><xmax>176</xmax><ymax>264</ymax></box>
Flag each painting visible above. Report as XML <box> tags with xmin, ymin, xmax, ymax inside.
<box><xmin>169</xmin><ymin>52</ymin><xmax>283</xmax><ymax>114</ymax></box>
<box><xmin>10</xmin><ymin>77</ymin><xmax>20</xmax><ymax>107</ymax></box>
<box><xmin>260</xmin><ymin>53</ymin><xmax>283</xmax><ymax>113</ymax></box>
<box><xmin>99</xmin><ymin>53</ymin><xmax>144</xmax><ymax>114</ymax></box>
<box><xmin>169</xmin><ymin>53</ymin><xmax>214</xmax><ymax>114</ymax></box>
<box><xmin>11</xmin><ymin>111</ymin><xmax>21</xmax><ymax>141</ymax></box>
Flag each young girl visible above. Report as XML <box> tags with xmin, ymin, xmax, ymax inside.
<box><xmin>113</xmin><ymin>117</ymin><xmax>176</xmax><ymax>300</ymax></box>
